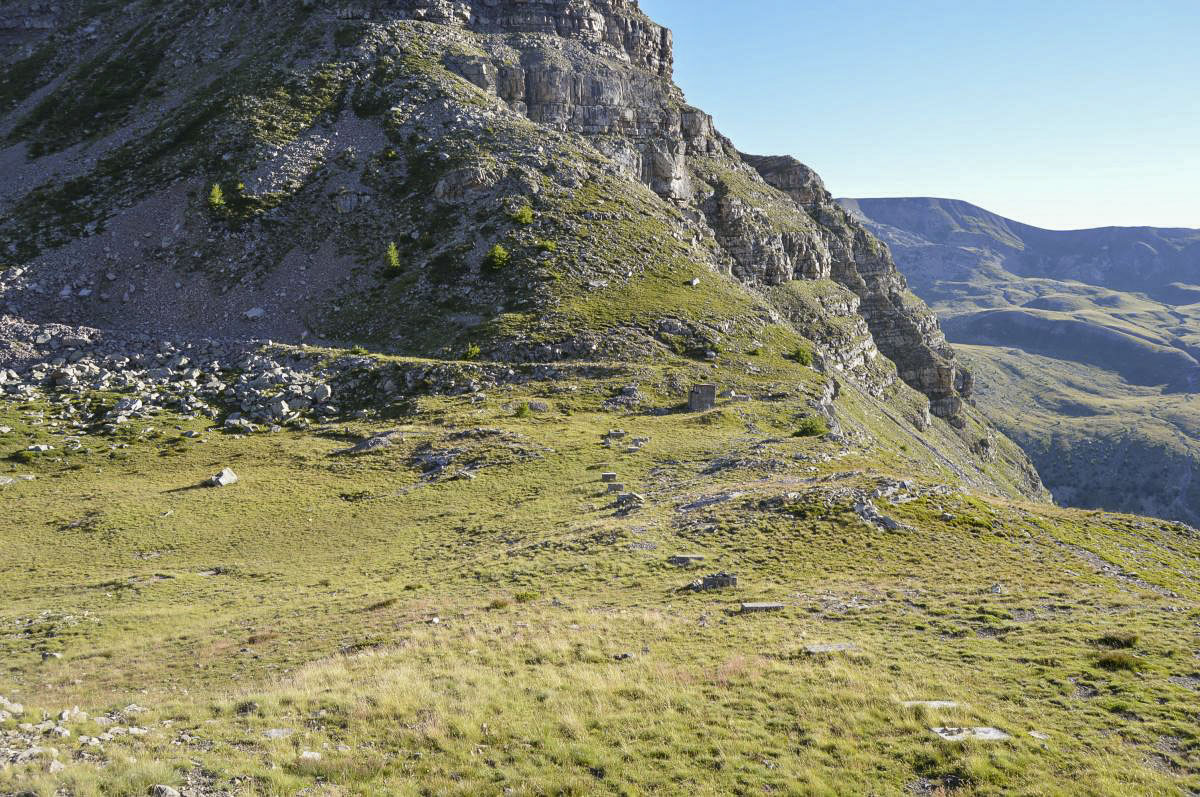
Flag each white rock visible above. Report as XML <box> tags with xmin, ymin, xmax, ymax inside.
<box><xmin>244</xmin><ymin>307</ymin><xmax>266</xmax><ymax>320</ymax></box>
<box><xmin>931</xmin><ymin>726</ymin><xmax>1010</xmax><ymax>742</ymax></box>
<box><xmin>299</xmin><ymin>750</ymin><xmax>322</xmax><ymax>762</ymax></box>
<box><xmin>151</xmin><ymin>786</ymin><xmax>181</xmax><ymax>797</ymax></box>
<box><xmin>59</xmin><ymin>706</ymin><xmax>87</xmax><ymax>723</ymax></box>
<box><xmin>206</xmin><ymin>467</ymin><xmax>239</xmax><ymax>487</ymax></box>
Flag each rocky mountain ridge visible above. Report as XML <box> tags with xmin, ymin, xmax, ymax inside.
<box><xmin>0</xmin><ymin>0</ymin><xmax>1042</xmax><ymax>497</ymax></box>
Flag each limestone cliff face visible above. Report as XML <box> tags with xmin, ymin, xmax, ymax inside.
<box><xmin>431</xmin><ymin>0</ymin><xmax>714</xmax><ymax>203</ymax></box>
<box><xmin>739</xmin><ymin>156</ymin><xmax>972</xmax><ymax>422</ymax></box>
<box><xmin>400</xmin><ymin>0</ymin><xmax>972</xmax><ymax>422</ymax></box>
<box><xmin>415</xmin><ymin>0</ymin><xmax>674</xmax><ymax>75</ymax></box>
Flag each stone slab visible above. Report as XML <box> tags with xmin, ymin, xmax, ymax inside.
<box><xmin>931</xmin><ymin>727</ymin><xmax>1010</xmax><ymax>742</ymax></box>
<box><xmin>805</xmin><ymin>643</ymin><xmax>858</xmax><ymax>655</ymax></box>
<box><xmin>739</xmin><ymin>602</ymin><xmax>785</xmax><ymax>613</ymax></box>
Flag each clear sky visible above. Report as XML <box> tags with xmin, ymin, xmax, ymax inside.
<box><xmin>638</xmin><ymin>0</ymin><xmax>1200</xmax><ymax>230</ymax></box>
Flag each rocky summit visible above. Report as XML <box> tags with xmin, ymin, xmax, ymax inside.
<box><xmin>1</xmin><ymin>2</ymin><xmax>1198</xmax><ymax>795</ymax></box>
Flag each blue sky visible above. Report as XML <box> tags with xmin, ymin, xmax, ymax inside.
<box><xmin>639</xmin><ymin>0</ymin><xmax>1199</xmax><ymax>230</ymax></box>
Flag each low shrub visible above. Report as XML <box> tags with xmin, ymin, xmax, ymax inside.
<box><xmin>793</xmin><ymin>416</ymin><xmax>829</xmax><ymax>438</ymax></box>
<box><xmin>1096</xmin><ymin>651</ymin><xmax>1143</xmax><ymax>671</ymax></box>
<box><xmin>207</xmin><ymin>183</ymin><xmax>225</xmax><ymax>211</ymax></box>
<box><xmin>1096</xmin><ymin>631</ymin><xmax>1138</xmax><ymax>649</ymax></box>
<box><xmin>790</xmin><ymin>345</ymin><xmax>814</xmax><ymax>366</ymax></box>
<box><xmin>384</xmin><ymin>241</ymin><xmax>402</xmax><ymax>275</ymax></box>
<box><xmin>510</xmin><ymin>203</ymin><xmax>534</xmax><ymax>225</ymax></box>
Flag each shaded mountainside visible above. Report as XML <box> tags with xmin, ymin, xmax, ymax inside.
<box><xmin>842</xmin><ymin>196</ymin><xmax>1200</xmax><ymax>524</ymax></box>
<box><xmin>841</xmin><ymin>197</ymin><xmax>1200</xmax><ymax>303</ymax></box>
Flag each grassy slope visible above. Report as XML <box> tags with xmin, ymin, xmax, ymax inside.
<box><xmin>2</xmin><ymin>360</ymin><xmax>1198</xmax><ymax>796</ymax></box>
<box><xmin>957</xmin><ymin>344</ymin><xmax>1200</xmax><ymax>516</ymax></box>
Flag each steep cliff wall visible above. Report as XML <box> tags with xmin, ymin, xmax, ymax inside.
<box><xmin>388</xmin><ymin>0</ymin><xmax>973</xmax><ymax>422</ymax></box>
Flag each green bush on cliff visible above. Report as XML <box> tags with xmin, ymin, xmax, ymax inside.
<box><xmin>790</xmin><ymin>345</ymin><xmax>814</xmax><ymax>367</ymax></box>
<box><xmin>484</xmin><ymin>243</ymin><xmax>511</xmax><ymax>270</ymax></box>
<box><xmin>385</xmin><ymin>241</ymin><xmax>402</xmax><ymax>276</ymax></box>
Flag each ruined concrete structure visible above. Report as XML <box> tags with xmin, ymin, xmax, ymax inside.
<box><xmin>688</xmin><ymin>384</ymin><xmax>717</xmax><ymax>412</ymax></box>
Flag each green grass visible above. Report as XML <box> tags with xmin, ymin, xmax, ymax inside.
<box><xmin>1</xmin><ymin>358</ymin><xmax>1198</xmax><ymax>794</ymax></box>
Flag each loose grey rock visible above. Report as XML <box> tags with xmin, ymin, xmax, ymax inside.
<box><xmin>739</xmin><ymin>602</ymin><xmax>785</xmax><ymax>613</ymax></box>
<box><xmin>150</xmin><ymin>786</ymin><xmax>181</xmax><ymax>797</ymax></box>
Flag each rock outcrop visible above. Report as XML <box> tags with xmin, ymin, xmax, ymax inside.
<box><xmin>742</xmin><ymin>155</ymin><xmax>970</xmax><ymax>422</ymax></box>
<box><xmin>387</xmin><ymin>1</ymin><xmax>972</xmax><ymax>421</ymax></box>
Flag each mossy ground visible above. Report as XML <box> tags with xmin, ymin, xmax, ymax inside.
<box><xmin>2</xmin><ymin>358</ymin><xmax>1198</xmax><ymax>795</ymax></box>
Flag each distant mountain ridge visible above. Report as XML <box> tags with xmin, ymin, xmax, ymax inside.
<box><xmin>840</xmin><ymin>197</ymin><xmax>1200</xmax><ymax>303</ymax></box>
<box><xmin>841</xmin><ymin>196</ymin><xmax>1200</xmax><ymax>524</ymax></box>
